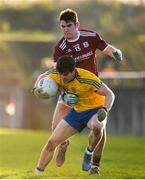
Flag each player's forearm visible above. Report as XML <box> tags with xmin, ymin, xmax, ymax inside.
<box><xmin>97</xmin><ymin>83</ymin><xmax>115</xmax><ymax>111</ymax></box>
<box><xmin>103</xmin><ymin>45</ymin><xmax>123</xmax><ymax>61</ymax></box>
<box><xmin>103</xmin><ymin>45</ymin><xmax>115</xmax><ymax>57</ymax></box>
<box><xmin>104</xmin><ymin>90</ymin><xmax>115</xmax><ymax>111</ymax></box>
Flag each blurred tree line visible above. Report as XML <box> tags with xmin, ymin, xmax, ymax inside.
<box><xmin>0</xmin><ymin>0</ymin><xmax>145</xmax><ymax>87</ymax></box>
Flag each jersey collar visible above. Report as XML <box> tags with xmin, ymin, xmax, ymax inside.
<box><xmin>67</xmin><ymin>31</ymin><xmax>80</xmax><ymax>42</ymax></box>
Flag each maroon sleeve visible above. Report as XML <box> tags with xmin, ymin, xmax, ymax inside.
<box><xmin>53</xmin><ymin>44</ymin><xmax>64</xmax><ymax>62</ymax></box>
<box><xmin>93</xmin><ymin>32</ymin><xmax>108</xmax><ymax>51</ymax></box>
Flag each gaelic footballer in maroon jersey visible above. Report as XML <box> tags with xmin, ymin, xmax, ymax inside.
<box><xmin>53</xmin><ymin>29</ymin><xmax>108</xmax><ymax>75</ymax></box>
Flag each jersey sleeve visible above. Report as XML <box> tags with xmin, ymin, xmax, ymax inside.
<box><xmin>46</xmin><ymin>69</ymin><xmax>60</xmax><ymax>84</ymax></box>
<box><xmin>53</xmin><ymin>45</ymin><xmax>63</xmax><ymax>62</ymax></box>
<box><xmin>53</xmin><ymin>39</ymin><xmax>66</xmax><ymax>62</ymax></box>
<box><xmin>78</xmin><ymin>69</ymin><xmax>103</xmax><ymax>91</ymax></box>
<box><xmin>93</xmin><ymin>32</ymin><xmax>108</xmax><ymax>51</ymax></box>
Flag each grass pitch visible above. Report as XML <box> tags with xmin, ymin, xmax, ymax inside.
<box><xmin>0</xmin><ymin>128</ymin><xmax>145</xmax><ymax>179</ymax></box>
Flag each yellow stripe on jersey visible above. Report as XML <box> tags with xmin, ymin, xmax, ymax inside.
<box><xmin>47</xmin><ymin>68</ymin><xmax>105</xmax><ymax>112</ymax></box>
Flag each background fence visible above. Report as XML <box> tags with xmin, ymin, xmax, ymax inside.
<box><xmin>0</xmin><ymin>72</ymin><xmax>145</xmax><ymax>135</ymax></box>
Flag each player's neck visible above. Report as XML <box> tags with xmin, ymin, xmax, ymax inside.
<box><xmin>67</xmin><ymin>31</ymin><xmax>80</xmax><ymax>42</ymax></box>
<box><xmin>66</xmin><ymin>70</ymin><xmax>76</xmax><ymax>83</ymax></box>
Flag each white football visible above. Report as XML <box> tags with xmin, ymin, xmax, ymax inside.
<box><xmin>35</xmin><ymin>76</ymin><xmax>58</xmax><ymax>99</ymax></box>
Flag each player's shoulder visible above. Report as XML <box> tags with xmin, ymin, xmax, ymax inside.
<box><xmin>79</xmin><ymin>29</ymin><xmax>96</xmax><ymax>36</ymax></box>
<box><xmin>46</xmin><ymin>69</ymin><xmax>59</xmax><ymax>75</ymax></box>
<box><xmin>76</xmin><ymin>68</ymin><xmax>97</xmax><ymax>79</ymax></box>
<box><xmin>79</xmin><ymin>29</ymin><xmax>96</xmax><ymax>33</ymax></box>
<box><xmin>76</xmin><ymin>68</ymin><xmax>101</xmax><ymax>86</ymax></box>
<box><xmin>55</xmin><ymin>37</ymin><xmax>66</xmax><ymax>50</ymax></box>
<box><xmin>79</xmin><ymin>29</ymin><xmax>99</xmax><ymax>37</ymax></box>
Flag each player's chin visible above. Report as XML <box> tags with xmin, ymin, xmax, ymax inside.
<box><xmin>62</xmin><ymin>79</ymin><xmax>69</xmax><ymax>84</ymax></box>
<box><xmin>65</xmin><ymin>34</ymin><xmax>72</xmax><ymax>39</ymax></box>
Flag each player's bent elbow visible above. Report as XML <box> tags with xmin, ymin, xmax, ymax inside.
<box><xmin>112</xmin><ymin>90</ymin><xmax>115</xmax><ymax>104</ymax></box>
<box><xmin>105</xmin><ymin>89</ymin><xmax>115</xmax><ymax>111</ymax></box>
<box><xmin>109</xmin><ymin>90</ymin><xmax>115</xmax><ymax>108</ymax></box>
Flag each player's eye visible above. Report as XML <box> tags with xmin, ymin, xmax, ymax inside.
<box><xmin>61</xmin><ymin>24</ymin><xmax>73</xmax><ymax>28</ymax></box>
<box><xmin>67</xmin><ymin>23</ymin><xmax>73</xmax><ymax>27</ymax></box>
<box><xmin>61</xmin><ymin>25</ymin><xmax>66</xmax><ymax>28</ymax></box>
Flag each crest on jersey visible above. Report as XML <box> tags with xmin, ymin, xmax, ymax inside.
<box><xmin>83</xmin><ymin>41</ymin><xmax>89</xmax><ymax>48</ymax></box>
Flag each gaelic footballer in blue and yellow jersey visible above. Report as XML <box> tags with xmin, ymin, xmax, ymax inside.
<box><xmin>46</xmin><ymin>68</ymin><xmax>105</xmax><ymax>112</ymax></box>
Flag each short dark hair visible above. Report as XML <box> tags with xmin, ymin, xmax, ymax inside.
<box><xmin>58</xmin><ymin>8</ymin><xmax>78</xmax><ymax>24</ymax></box>
<box><xmin>56</xmin><ymin>55</ymin><xmax>76</xmax><ymax>75</ymax></box>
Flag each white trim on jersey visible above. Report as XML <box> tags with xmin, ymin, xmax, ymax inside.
<box><xmin>67</xmin><ymin>31</ymin><xmax>80</xmax><ymax>42</ymax></box>
<box><xmin>80</xmin><ymin>31</ymin><xmax>96</xmax><ymax>37</ymax></box>
<box><xmin>102</xmin><ymin>44</ymin><xmax>110</xmax><ymax>52</ymax></box>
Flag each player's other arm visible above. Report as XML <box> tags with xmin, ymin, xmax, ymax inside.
<box><xmin>94</xmin><ymin>32</ymin><xmax>123</xmax><ymax>61</ymax></box>
<box><xmin>103</xmin><ymin>44</ymin><xmax>123</xmax><ymax>61</ymax></box>
<box><xmin>97</xmin><ymin>82</ymin><xmax>115</xmax><ymax>112</ymax></box>
<box><xmin>89</xmin><ymin>72</ymin><xmax>115</xmax><ymax>111</ymax></box>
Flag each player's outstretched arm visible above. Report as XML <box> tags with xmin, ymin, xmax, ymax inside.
<box><xmin>103</xmin><ymin>45</ymin><xmax>123</xmax><ymax>61</ymax></box>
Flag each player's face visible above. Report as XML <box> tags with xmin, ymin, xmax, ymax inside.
<box><xmin>60</xmin><ymin>70</ymin><xmax>76</xmax><ymax>83</ymax></box>
<box><xmin>60</xmin><ymin>20</ymin><xmax>78</xmax><ymax>40</ymax></box>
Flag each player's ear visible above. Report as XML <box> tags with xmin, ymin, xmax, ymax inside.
<box><xmin>76</xmin><ymin>21</ymin><xmax>80</xmax><ymax>29</ymax></box>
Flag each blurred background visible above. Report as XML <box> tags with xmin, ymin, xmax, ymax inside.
<box><xmin>0</xmin><ymin>0</ymin><xmax>145</xmax><ymax>135</ymax></box>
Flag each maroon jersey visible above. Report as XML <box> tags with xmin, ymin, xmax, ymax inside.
<box><xmin>53</xmin><ymin>29</ymin><xmax>108</xmax><ymax>75</ymax></box>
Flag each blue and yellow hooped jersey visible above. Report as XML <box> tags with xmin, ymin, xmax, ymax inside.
<box><xmin>46</xmin><ymin>68</ymin><xmax>105</xmax><ymax>112</ymax></box>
